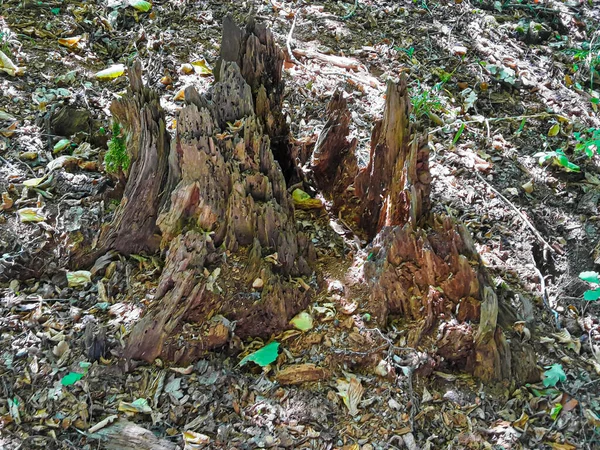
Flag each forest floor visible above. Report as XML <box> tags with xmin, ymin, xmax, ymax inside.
<box><xmin>1</xmin><ymin>0</ymin><xmax>600</xmax><ymax>449</ymax></box>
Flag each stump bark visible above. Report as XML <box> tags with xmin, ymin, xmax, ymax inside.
<box><xmin>73</xmin><ymin>62</ymin><xmax>174</xmax><ymax>268</ymax></box>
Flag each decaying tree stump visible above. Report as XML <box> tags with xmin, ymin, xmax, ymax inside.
<box><xmin>80</xmin><ymin>15</ymin><xmax>537</xmax><ymax>383</ymax></box>
<box><xmin>124</xmin><ymin>18</ymin><xmax>313</xmax><ymax>364</ymax></box>
<box><xmin>311</xmin><ymin>77</ymin><xmax>538</xmax><ymax>383</ymax></box>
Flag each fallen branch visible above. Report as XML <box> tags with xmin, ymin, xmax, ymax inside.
<box><xmin>292</xmin><ymin>47</ymin><xmax>363</xmax><ymax>71</ymax></box>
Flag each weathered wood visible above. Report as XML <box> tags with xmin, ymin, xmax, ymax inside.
<box><xmin>310</xmin><ymin>91</ymin><xmax>359</xmax><ymax>217</ymax></box>
<box><xmin>310</xmin><ymin>75</ymin><xmax>532</xmax><ymax>382</ymax></box>
<box><xmin>355</xmin><ymin>78</ymin><xmax>431</xmax><ymax>239</ymax></box>
<box><xmin>73</xmin><ymin>61</ymin><xmax>174</xmax><ymax>267</ymax></box>
<box><xmin>217</xmin><ymin>15</ymin><xmax>296</xmax><ymax>180</ymax></box>
<box><xmin>125</xmin><ymin>23</ymin><xmax>313</xmax><ymax>364</ymax></box>
<box><xmin>90</xmin><ymin>419</ymin><xmax>179</xmax><ymax>450</ymax></box>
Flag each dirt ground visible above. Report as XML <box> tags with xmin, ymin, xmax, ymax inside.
<box><xmin>1</xmin><ymin>0</ymin><xmax>600</xmax><ymax>449</ymax></box>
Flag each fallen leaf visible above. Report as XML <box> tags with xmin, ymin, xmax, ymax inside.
<box><xmin>18</xmin><ymin>208</ymin><xmax>45</xmax><ymax>223</ymax></box>
<box><xmin>58</xmin><ymin>36</ymin><xmax>82</xmax><ymax>49</ymax></box>
<box><xmin>290</xmin><ymin>311</ymin><xmax>313</xmax><ymax>331</ymax></box>
<box><xmin>0</xmin><ymin>50</ymin><xmax>24</xmax><ymax>76</ymax></box>
<box><xmin>95</xmin><ymin>64</ymin><xmax>125</xmax><ymax>81</ymax></box>
<box><xmin>66</xmin><ymin>270</ymin><xmax>92</xmax><ymax>288</ymax></box>
<box><xmin>239</xmin><ymin>341</ymin><xmax>280</xmax><ymax>367</ymax></box>
<box><xmin>191</xmin><ymin>59</ymin><xmax>212</xmax><ymax>76</ymax></box>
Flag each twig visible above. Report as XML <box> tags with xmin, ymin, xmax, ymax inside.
<box><xmin>428</xmin><ymin>112</ymin><xmax>559</xmax><ymax>135</ymax></box>
<box><xmin>286</xmin><ymin>11</ymin><xmax>304</xmax><ymax>68</ymax></box>
<box><xmin>473</xmin><ymin>171</ymin><xmax>555</xmax><ymax>254</ymax></box>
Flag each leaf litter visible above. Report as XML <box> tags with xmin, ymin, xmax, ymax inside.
<box><xmin>0</xmin><ymin>0</ymin><xmax>600</xmax><ymax>449</ymax></box>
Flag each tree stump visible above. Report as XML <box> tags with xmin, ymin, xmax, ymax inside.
<box><xmin>72</xmin><ymin>62</ymin><xmax>173</xmax><ymax>268</ymax></box>
<box><xmin>82</xmin><ymin>15</ymin><xmax>537</xmax><ymax>383</ymax></box>
<box><xmin>311</xmin><ymin>77</ymin><xmax>537</xmax><ymax>383</ymax></box>
<box><xmin>124</xmin><ymin>18</ymin><xmax>313</xmax><ymax>364</ymax></box>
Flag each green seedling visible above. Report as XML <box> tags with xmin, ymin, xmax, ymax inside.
<box><xmin>573</xmin><ymin>128</ymin><xmax>600</xmax><ymax>158</ymax></box>
<box><xmin>534</xmin><ymin>148</ymin><xmax>580</xmax><ymax>172</ymax></box>
<box><xmin>410</xmin><ymin>83</ymin><xmax>443</xmax><ymax>121</ymax></box>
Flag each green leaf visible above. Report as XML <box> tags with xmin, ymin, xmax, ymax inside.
<box><xmin>53</xmin><ymin>138</ymin><xmax>71</xmax><ymax>154</ymax></box>
<box><xmin>548</xmin><ymin>123</ymin><xmax>560</xmax><ymax>137</ymax></box>
<box><xmin>290</xmin><ymin>312</ymin><xmax>313</xmax><ymax>331</ymax></box>
<box><xmin>550</xmin><ymin>403</ymin><xmax>563</xmax><ymax>420</ymax></box>
<box><xmin>61</xmin><ymin>372</ymin><xmax>84</xmax><ymax>386</ymax></box>
<box><xmin>452</xmin><ymin>123</ymin><xmax>465</xmax><ymax>145</ymax></box>
<box><xmin>583</xmin><ymin>289</ymin><xmax>600</xmax><ymax>301</ymax></box>
<box><xmin>543</xmin><ymin>364</ymin><xmax>566</xmax><ymax>387</ymax></box>
<box><xmin>239</xmin><ymin>342</ymin><xmax>280</xmax><ymax>367</ymax></box>
<box><xmin>555</xmin><ymin>154</ymin><xmax>580</xmax><ymax>172</ymax></box>
<box><xmin>128</xmin><ymin>0</ymin><xmax>152</xmax><ymax>12</ymax></box>
<box><xmin>579</xmin><ymin>271</ymin><xmax>600</xmax><ymax>284</ymax></box>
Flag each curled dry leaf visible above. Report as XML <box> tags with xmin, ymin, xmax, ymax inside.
<box><xmin>58</xmin><ymin>35</ymin><xmax>82</xmax><ymax>49</ymax></box>
<box><xmin>1</xmin><ymin>192</ymin><xmax>14</xmax><ymax>211</ymax></box>
<box><xmin>336</xmin><ymin>375</ymin><xmax>364</xmax><ymax>416</ymax></box>
<box><xmin>0</xmin><ymin>50</ymin><xmax>25</xmax><ymax>76</ymax></box>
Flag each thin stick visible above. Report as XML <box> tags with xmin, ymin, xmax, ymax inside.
<box><xmin>473</xmin><ymin>171</ymin><xmax>555</xmax><ymax>253</ymax></box>
<box><xmin>286</xmin><ymin>11</ymin><xmax>304</xmax><ymax>68</ymax></box>
<box><xmin>428</xmin><ymin>112</ymin><xmax>561</xmax><ymax>135</ymax></box>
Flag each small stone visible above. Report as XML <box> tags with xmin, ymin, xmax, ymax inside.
<box><xmin>252</xmin><ymin>278</ymin><xmax>264</xmax><ymax>289</ymax></box>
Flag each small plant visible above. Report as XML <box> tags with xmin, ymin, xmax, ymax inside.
<box><xmin>104</xmin><ymin>121</ymin><xmax>129</xmax><ymax>174</ymax></box>
<box><xmin>579</xmin><ymin>271</ymin><xmax>600</xmax><ymax>301</ymax></box>
<box><xmin>573</xmin><ymin>127</ymin><xmax>600</xmax><ymax>158</ymax></box>
<box><xmin>410</xmin><ymin>83</ymin><xmax>443</xmax><ymax>120</ymax></box>
<box><xmin>534</xmin><ymin>148</ymin><xmax>580</xmax><ymax>172</ymax></box>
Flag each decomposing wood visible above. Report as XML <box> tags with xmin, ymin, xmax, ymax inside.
<box><xmin>90</xmin><ymin>419</ymin><xmax>179</xmax><ymax>450</ymax></box>
<box><xmin>72</xmin><ymin>61</ymin><xmax>174</xmax><ymax>268</ymax></box>
<box><xmin>292</xmin><ymin>47</ymin><xmax>363</xmax><ymax>71</ymax></box>
<box><xmin>78</xmin><ymin>15</ymin><xmax>536</xmax><ymax>383</ymax></box>
<box><xmin>311</xmin><ymin>75</ymin><xmax>536</xmax><ymax>382</ymax></box>
<box><xmin>275</xmin><ymin>363</ymin><xmax>330</xmax><ymax>385</ymax></box>
<box><xmin>124</xmin><ymin>18</ymin><xmax>314</xmax><ymax>364</ymax></box>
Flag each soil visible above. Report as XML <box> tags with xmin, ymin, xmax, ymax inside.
<box><xmin>1</xmin><ymin>1</ymin><xmax>600</xmax><ymax>449</ymax></box>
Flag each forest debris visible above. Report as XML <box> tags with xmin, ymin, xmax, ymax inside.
<box><xmin>292</xmin><ymin>188</ymin><xmax>323</xmax><ymax>209</ymax></box>
<box><xmin>252</xmin><ymin>277</ymin><xmax>264</xmax><ymax>289</ymax></box>
<box><xmin>275</xmin><ymin>363</ymin><xmax>330</xmax><ymax>385</ymax></box>
<box><xmin>66</xmin><ymin>270</ymin><xmax>91</xmax><ymax>288</ymax></box>
<box><xmin>89</xmin><ymin>419</ymin><xmax>178</xmax><ymax>450</ymax></box>
<box><xmin>292</xmin><ymin>47</ymin><xmax>362</xmax><ymax>70</ymax></box>
<box><xmin>290</xmin><ymin>311</ymin><xmax>313</xmax><ymax>331</ymax></box>
<box><xmin>95</xmin><ymin>64</ymin><xmax>125</xmax><ymax>80</ymax></box>
<box><xmin>336</xmin><ymin>375</ymin><xmax>364</xmax><ymax>416</ymax></box>
<box><xmin>0</xmin><ymin>50</ymin><xmax>24</xmax><ymax>76</ymax></box>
